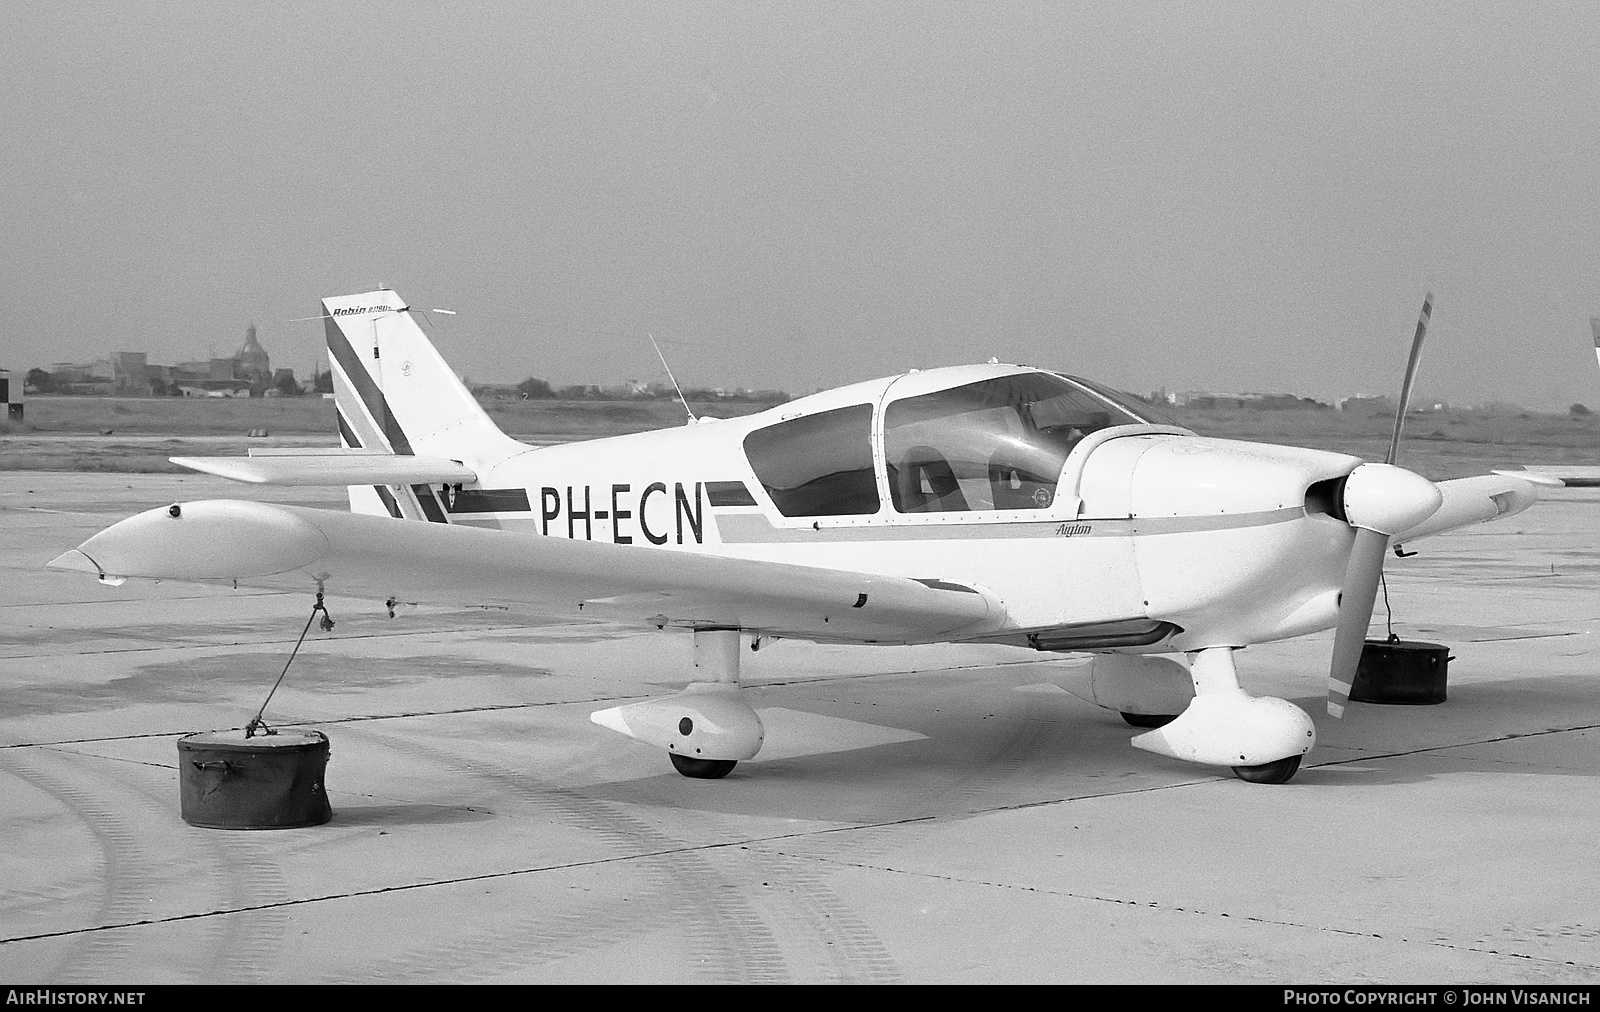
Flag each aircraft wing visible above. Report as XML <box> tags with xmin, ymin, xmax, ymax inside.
<box><xmin>170</xmin><ymin>451</ymin><xmax>477</xmax><ymax>486</ymax></box>
<box><xmin>47</xmin><ymin>501</ymin><xmax>1006</xmax><ymax>644</ymax></box>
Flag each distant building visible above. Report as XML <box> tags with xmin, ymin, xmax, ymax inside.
<box><xmin>1254</xmin><ymin>394</ymin><xmax>1330</xmax><ymax>411</ymax></box>
<box><xmin>1175</xmin><ymin>391</ymin><xmax>1260</xmax><ymax>409</ymax></box>
<box><xmin>45</xmin><ymin>359</ymin><xmax>113</xmax><ymax>395</ymax></box>
<box><xmin>236</xmin><ymin>323</ymin><xmax>271</xmax><ymax>382</ymax></box>
<box><xmin>1337</xmin><ymin>396</ymin><xmax>1396</xmax><ymax>415</ymax></box>
<box><xmin>112</xmin><ymin>351</ymin><xmax>149</xmax><ymax>394</ymax></box>
<box><xmin>269</xmin><ymin>368</ymin><xmax>300</xmax><ymax>396</ymax></box>
<box><xmin>164</xmin><ymin>325</ymin><xmax>275</xmax><ymax>396</ymax></box>
<box><xmin>1173</xmin><ymin>390</ymin><xmax>1329</xmax><ymax>411</ymax></box>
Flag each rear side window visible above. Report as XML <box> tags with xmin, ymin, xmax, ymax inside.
<box><xmin>743</xmin><ymin>404</ymin><xmax>880</xmax><ymax>517</ymax></box>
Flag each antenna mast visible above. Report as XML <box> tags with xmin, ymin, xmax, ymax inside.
<box><xmin>649</xmin><ymin>333</ymin><xmax>697</xmax><ymax>422</ymax></box>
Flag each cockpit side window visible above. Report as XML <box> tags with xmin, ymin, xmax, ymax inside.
<box><xmin>743</xmin><ymin>403</ymin><xmax>880</xmax><ymax>517</ymax></box>
<box><xmin>884</xmin><ymin>374</ymin><xmax>1139</xmax><ymax>513</ymax></box>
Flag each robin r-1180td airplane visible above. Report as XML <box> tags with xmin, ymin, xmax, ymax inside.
<box><xmin>50</xmin><ymin>289</ymin><xmax>1553</xmax><ymax>784</ymax></box>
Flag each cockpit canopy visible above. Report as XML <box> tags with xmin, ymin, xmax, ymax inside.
<box><xmin>743</xmin><ymin>370</ymin><xmax>1150</xmax><ymax>518</ymax></box>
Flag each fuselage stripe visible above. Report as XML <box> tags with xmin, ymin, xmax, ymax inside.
<box><xmin>709</xmin><ymin>507</ymin><xmax>1304</xmax><ymax>543</ymax></box>
<box><xmin>706</xmin><ymin>481</ymin><xmax>759</xmax><ymax>507</ymax></box>
<box><xmin>449</xmin><ymin>489</ymin><xmax>533</xmax><ymax>514</ymax></box>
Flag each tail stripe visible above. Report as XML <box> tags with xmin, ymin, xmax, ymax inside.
<box><xmin>324</xmin><ymin>316</ymin><xmax>415</xmax><ymax>455</ymax></box>
<box><xmin>411</xmin><ymin>484</ymin><xmax>450</xmax><ymax>523</ymax></box>
<box><xmin>373</xmin><ymin>485</ymin><xmax>404</xmax><ymax>518</ymax></box>
<box><xmin>336</xmin><ymin>410</ymin><xmax>362</xmax><ymax>450</ymax></box>
<box><xmin>321</xmin><ymin>287</ymin><xmax>526</xmax><ymax>523</ymax></box>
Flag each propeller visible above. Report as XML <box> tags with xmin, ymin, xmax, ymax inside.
<box><xmin>1326</xmin><ymin>294</ymin><xmax>1442</xmax><ymax>718</ymax></box>
<box><xmin>1326</xmin><ymin>463</ymin><xmax>1442</xmax><ymax>716</ymax></box>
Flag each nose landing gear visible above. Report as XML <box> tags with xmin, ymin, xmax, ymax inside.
<box><xmin>1129</xmin><ymin>647</ymin><xmax>1316</xmax><ymax>784</ymax></box>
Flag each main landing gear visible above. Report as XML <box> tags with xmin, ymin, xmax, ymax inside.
<box><xmin>589</xmin><ymin>628</ymin><xmax>765</xmax><ymax>779</ymax></box>
<box><xmin>669</xmin><ymin>754</ymin><xmax>739</xmax><ymax>779</ymax></box>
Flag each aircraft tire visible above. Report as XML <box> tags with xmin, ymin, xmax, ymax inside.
<box><xmin>1230</xmin><ymin>755</ymin><xmax>1302</xmax><ymax>785</ymax></box>
<box><xmin>1120</xmin><ymin>711</ymin><xmax>1178</xmax><ymax>729</ymax></box>
<box><xmin>669</xmin><ymin>754</ymin><xmax>737</xmax><ymax>779</ymax></box>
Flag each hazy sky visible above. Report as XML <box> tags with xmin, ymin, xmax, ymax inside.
<box><xmin>4</xmin><ymin>2</ymin><xmax>1599</xmax><ymax>408</ymax></box>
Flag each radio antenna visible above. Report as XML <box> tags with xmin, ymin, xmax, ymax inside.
<box><xmin>649</xmin><ymin>333</ymin><xmax>697</xmax><ymax>422</ymax></box>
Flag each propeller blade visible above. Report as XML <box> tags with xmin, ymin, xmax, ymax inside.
<box><xmin>1328</xmin><ymin>527</ymin><xmax>1389</xmax><ymax>717</ymax></box>
<box><xmin>1386</xmin><ymin>293</ymin><xmax>1434</xmax><ymax>466</ymax></box>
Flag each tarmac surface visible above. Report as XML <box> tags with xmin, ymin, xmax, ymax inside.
<box><xmin>1</xmin><ymin>471</ymin><xmax>1597</xmax><ymax>984</ymax></box>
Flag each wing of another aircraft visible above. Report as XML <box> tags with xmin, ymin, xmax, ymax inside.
<box><xmin>1395</xmin><ymin>472</ymin><xmax>1545</xmax><ymax>542</ymax></box>
<box><xmin>1492</xmin><ymin>466</ymin><xmax>1600</xmax><ymax>489</ymax></box>
<box><xmin>47</xmin><ymin>500</ymin><xmax>1007</xmax><ymax>644</ymax></box>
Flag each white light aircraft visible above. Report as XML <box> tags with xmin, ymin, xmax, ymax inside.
<box><xmin>50</xmin><ymin>289</ymin><xmax>1557</xmax><ymax>784</ymax></box>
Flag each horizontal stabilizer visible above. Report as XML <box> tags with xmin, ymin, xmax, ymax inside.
<box><xmin>170</xmin><ymin>453</ymin><xmax>477</xmax><ymax>486</ymax></box>
<box><xmin>47</xmin><ymin>500</ymin><xmax>1007</xmax><ymax>644</ymax></box>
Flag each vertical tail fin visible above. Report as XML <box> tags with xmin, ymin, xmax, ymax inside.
<box><xmin>322</xmin><ymin>289</ymin><xmax>523</xmax><ymax>518</ymax></box>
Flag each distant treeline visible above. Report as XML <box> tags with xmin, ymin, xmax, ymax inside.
<box><xmin>476</xmin><ymin>377</ymin><xmax>791</xmax><ymax>403</ymax></box>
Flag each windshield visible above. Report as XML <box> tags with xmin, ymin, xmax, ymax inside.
<box><xmin>1064</xmin><ymin>375</ymin><xmax>1180</xmax><ymax>427</ymax></box>
<box><xmin>883</xmin><ymin>373</ymin><xmax>1142</xmax><ymax>513</ymax></box>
